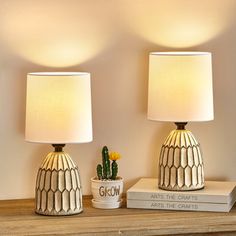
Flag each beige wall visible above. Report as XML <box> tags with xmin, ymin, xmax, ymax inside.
<box><xmin>1</xmin><ymin>0</ymin><xmax>236</xmax><ymax>200</ymax></box>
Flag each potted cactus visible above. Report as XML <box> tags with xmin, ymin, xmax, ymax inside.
<box><xmin>91</xmin><ymin>146</ymin><xmax>123</xmax><ymax>209</ymax></box>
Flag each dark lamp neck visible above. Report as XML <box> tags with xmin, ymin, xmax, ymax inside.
<box><xmin>175</xmin><ymin>122</ymin><xmax>188</xmax><ymax>130</ymax></box>
<box><xmin>52</xmin><ymin>144</ymin><xmax>65</xmax><ymax>152</ymax></box>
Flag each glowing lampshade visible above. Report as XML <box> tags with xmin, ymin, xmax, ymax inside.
<box><xmin>148</xmin><ymin>52</ymin><xmax>214</xmax><ymax>122</ymax></box>
<box><xmin>25</xmin><ymin>72</ymin><xmax>93</xmax><ymax>143</ymax></box>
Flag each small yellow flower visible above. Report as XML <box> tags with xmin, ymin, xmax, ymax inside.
<box><xmin>109</xmin><ymin>152</ymin><xmax>121</xmax><ymax>161</ymax></box>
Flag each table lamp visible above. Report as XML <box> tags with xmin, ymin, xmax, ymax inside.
<box><xmin>25</xmin><ymin>72</ymin><xmax>93</xmax><ymax>215</ymax></box>
<box><xmin>148</xmin><ymin>52</ymin><xmax>214</xmax><ymax>191</ymax></box>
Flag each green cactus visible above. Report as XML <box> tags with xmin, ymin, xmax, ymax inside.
<box><xmin>96</xmin><ymin>164</ymin><xmax>103</xmax><ymax>180</ymax></box>
<box><xmin>96</xmin><ymin>146</ymin><xmax>121</xmax><ymax>180</ymax></box>
<box><xmin>111</xmin><ymin>160</ymin><xmax>118</xmax><ymax>180</ymax></box>
<box><xmin>102</xmin><ymin>146</ymin><xmax>110</xmax><ymax>179</ymax></box>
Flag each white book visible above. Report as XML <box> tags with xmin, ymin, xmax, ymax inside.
<box><xmin>127</xmin><ymin>199</ymin><xmax>235</xmax><ymax>212</ymax></box>
<box><xmin>127</xmin><ymin>178</ymin><xmax>236</xmax><ymax>204</ymax></box>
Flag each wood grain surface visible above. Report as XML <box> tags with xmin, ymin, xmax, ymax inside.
<box><xmin>0</xmin><ymin>196</ymin><xmax>236</xmax><ymax>235</ymax></box>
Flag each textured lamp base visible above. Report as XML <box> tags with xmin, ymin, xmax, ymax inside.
<box><xmin>158</xmin><ymin>123</ymin><xmax>204</xmax><ymax>191</ymax></box>
<box><xmin>35</xmin><ymin>144</ymin><xmax>83</xmax><ymax>216</ymax></box>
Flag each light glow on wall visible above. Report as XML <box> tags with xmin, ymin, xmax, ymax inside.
<box><xmin>0</xmin><ymin>1</ymin><xmax>114</xmax><ymax>67</ymax></box>
<box><xmin>121</xmin><ymin>0</ymin><xmax>236</xmax><ymax>48</ymax></box>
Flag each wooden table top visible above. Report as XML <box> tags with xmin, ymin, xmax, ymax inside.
<box><xmin>1</xmin><ymin>196</ymin><xmax>236</xmax><ymax>235</ymax></box>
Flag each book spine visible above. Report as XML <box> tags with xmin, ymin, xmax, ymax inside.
<box><xmin>127</xmin><ymin>199</ymin><xmax>231</xmax><ymax>212</ymax></box>
<box><xmin>127</xmin><ymin>192</ymin><xmax>228</xmax><ymax>203</ymax></box>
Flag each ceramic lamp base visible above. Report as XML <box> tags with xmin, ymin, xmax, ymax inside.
<box><xmin>35</xmin><ymin>145</ymin><xmax>83</xmax><ymax>215</ymax></box>
<box><xmin>158</xmin><ymin>123</ymin><xmax>204</xmax><ymax>191</ymax></box>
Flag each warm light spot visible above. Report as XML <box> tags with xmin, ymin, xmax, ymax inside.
<box><xmin>120</xmin><ymin>0</ymin><xmax>236</xmax><ymax>48</ymax></box>
<box><xmin>0</xmin><ymin>1</ymin><xmax>114</xmax><ymax>67</ymax></box>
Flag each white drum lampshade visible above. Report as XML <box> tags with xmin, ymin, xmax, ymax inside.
<box><xmin>148</xmin><ymin>52</ymin><xmax>214</xmax><ymax>191</ymax></box>
<box><xmin>25</xmin><ymin>72</ymin><xmax>92</xmax><ymax>143</ymax></box>
<box><xmin>25</xmin><ymin>72</ymin><xmax>93</xmax><ymax>215</ymax></box>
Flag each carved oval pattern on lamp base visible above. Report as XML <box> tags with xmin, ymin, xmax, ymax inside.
<box><xmin>35</xmin><ymin>151</ymin><xmax>83</xmax><ymax>215</ymax></box>
<box><xmin>158</xmin><ymin>129</ymin><xmax>204</xmax><ymax>191</ymax></box>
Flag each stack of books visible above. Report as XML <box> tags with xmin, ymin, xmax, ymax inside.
<box><xmin>127</xmin><ymin>178</ymin><xmax>236</xmax><ymax>212</ymax></box>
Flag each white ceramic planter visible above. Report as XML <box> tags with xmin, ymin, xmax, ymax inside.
<box><xmin>91</xmin><ymin>176</ymin><xmax>123</xmax><ymax>209</ymax></box>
